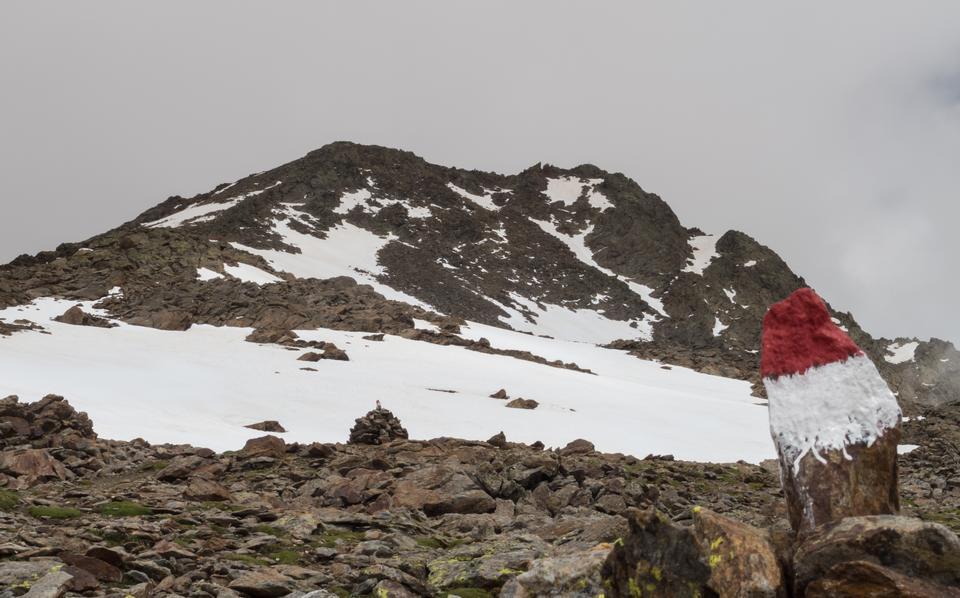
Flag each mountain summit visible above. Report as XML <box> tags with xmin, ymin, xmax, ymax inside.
<box><xmin>0</xmin><ymin>142</ymin><xmax>956</xmax><ymax>454</ymax></box>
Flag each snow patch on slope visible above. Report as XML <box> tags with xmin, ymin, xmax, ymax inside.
<box><xmin>230</xmin><ymin>206</ymin><xmax>429</xmax><ymax>308</ymax></box>
<box><xmin>447</xmin><ymin>183</ymin><xmax>504</xmax><ymax>212</ymax></box>
<box><xmin>683</xmin><ymin>234</ymin><xmax>719</xmax><ymax>275</ymax></box>
<box><xmin>885</xmin><ymin>341</ymin><xmax>919</xmax><ymax>364</ymax></box>
<box><xmin>196</xmin><ymin>268</ymin><xmax>223</xmax><ymax>282</ymax></box>
<box><xmin>543</xmin><ymin>176</ymin><xmax>613</xmax><ymax>211</ymax></box>
<box><xmin>223</xmin><ymin>263</ymin><xmax>282</xmax><ymax>285</ymax></box>
<box><xmin>532</xmin><ymin>218</ymin><xmax>666</xmax><ymax>318</ymax></box>
<box><xmin>0</xmin><ymin>298</ymin><xmax>774</xmax><ymax>462</ymax></box>
<box><xmin>494</xmin><ymin>292</ymin><xmax>651</xmax><ymax>345</ymax></box>
<box><xmin>145</xmin><ymin>182</ymin><xmax>281</xmax><ymax>228</ymax></box>
<box><xmin>335</xmin><ymin>187</ymin><xmax>431</xmax><ymax>219</ymax></box>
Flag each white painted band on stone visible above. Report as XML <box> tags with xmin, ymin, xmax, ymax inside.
<box><xmin>763</xmin><ymin>353</ymin><xmax>901</xmax><ymax>473</ymax></box>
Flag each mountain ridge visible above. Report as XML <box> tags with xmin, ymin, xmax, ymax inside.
<box><xmin>2</xmin><ymin>141</ymin><xmax>957</xmax><ymax>409</ymax></box>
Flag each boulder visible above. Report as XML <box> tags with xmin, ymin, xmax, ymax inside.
<box><xmin>500</xmin><ymin>543</ymin><xmax>610</xmax><ymax>597</ymax></box>
<box><xmin>793</xmin><ymin>515</ymin><xmax>960</xmax><ymax>592</ymax></box>
<box><xmin>560</xmin><ymin>438</ymin><xmax>595</xmax><ymax>455</ymax></box>
<box><xmin>228</xmin><ymin>568</ymin><xmax>294</xmax><ymax>598</ymax></box>
<box><xmin>490</xmin><ymin>388</ymin><xmax>509</xmax><ymax>399</ymax></box>
<box><xmin>184</xmin><ymin>478</ymin><xmax>232</xmax><ymax>501</ymax></box>
<box><xmin>59</xmin><ymin>553</ymin><xmax>122</xmax><ymax>582</ymax></box>
<box><xmin>692</xmin><ymin>507</ymin><xmax>784</xmax><ymax>597</ymax></box>
<box><xmin>21</xmin><ymin>569</ymin><xmax>74</xmax><ymax>598</ymax></box>
<box><xmin>805</xmin><ymin>560</ymin><xmax>960</xmax><ymax>598</ymax></box>
<box><xmin>241</xmin><ymin>435</ymin><xmax>287</xmax><ymax>459</ymax></box>
<box><xmin>53</xmin><ymin>305</ymin><xmax>115</xmax><ymax>328</ymax></box>
<box><xmin>245</xmin><ymin>328</ymin><xmax>299</xmax><ymax>344</ymax></box>
<box><xmin>603</xmin><ymin>508</ymin><xmax>786</xmax><ymax>597</ymax></box>
<box><xmin>487</xmin><ymin>431</ymin><xmax>507</xmax><ymax>448</ymax></box>
<box><xmin>603</xmin><ymin>508</ymin><xmax>712</xmax><ymax>597</ymax></box>
<box><xmin>0</xmin><ymin>448</ymin><xmax>69</xmax><ymax>487</ymax></box>
<box><xmin>506</xmin><ymin>398</ymin><xmax>539</xmax><ymax>410</ymax></box>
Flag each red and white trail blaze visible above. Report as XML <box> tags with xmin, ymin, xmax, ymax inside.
<box><xmin>761</xmin><ymin>288</ymin><xmax>901</xmax><ymax>472</ymax></box>
<box><xmin>761</xmin><ymin>288</ymin><xmax>902</xmax><ymax>532</ymax></box>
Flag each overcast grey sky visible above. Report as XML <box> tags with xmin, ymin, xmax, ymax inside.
<box><xmin>1</xmin><ymin>2</ymin><xmax>958</xmax><ymax>344</ymax></box>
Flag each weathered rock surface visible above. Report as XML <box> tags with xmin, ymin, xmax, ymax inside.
<box><xmin>53</xmin><ymin>305</ymin><xmax>116</xmax><ymax>328</ymax></box>
<box><xmin>505</xmin><ymin>398</ymin><xmax>539</xmax><ymax>410</ymax></box>
<box><xmin>793</xmin><ymin>515</ymin><xmax>960</xmax><ymax>592</ymax></box>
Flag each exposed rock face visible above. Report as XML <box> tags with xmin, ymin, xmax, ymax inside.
<box><xmin>761</xmin><ymin>288</ymin><xmax>901</xmax><ymax>532</ymax></box>
<box><xmin>347</xmin><ymin>408</ymin><xmax>409</xmax><ymax>445</ymax></box>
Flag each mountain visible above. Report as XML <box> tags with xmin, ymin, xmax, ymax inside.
<box><xmin>0</xmin><ymin>142</ymin><xmax>957</xmax><ymax>456</ymax></box>
<box><xmin>2</xmin><ymin>142</ymin><xmax>960</xmax><ymax>597</ymax></box>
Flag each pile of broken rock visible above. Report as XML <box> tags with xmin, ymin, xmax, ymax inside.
<box><xmin>0</xmin><ymin>391</ymin><xmax>957</xmax><ymax>596</ymax></box>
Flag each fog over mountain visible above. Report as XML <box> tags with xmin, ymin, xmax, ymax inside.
<box><xmin>2</xmin><ymin>1</ymin><xmax>959</xmax><ymax>344</ymax></box>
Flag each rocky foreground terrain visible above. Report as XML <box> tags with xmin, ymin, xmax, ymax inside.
<box><xmin>1</xmin><ymin>394</ymin><xmax>959</xmax><ymax>597</ymax></box>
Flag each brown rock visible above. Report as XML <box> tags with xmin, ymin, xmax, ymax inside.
<box><xmin>487</xmin><ymin>431</ymin><xmax>507</xmax><ymax>447</ymax></box>
<box><xmin>373</xmin><ymin>580</ymin><xmax>418</xmax><ymax>598</ymax></box>
<box><xmin>779</xmin><ymin>432</ymin><xmax>901</xmax><ymax>534</ymax></box>
<box><xmin>506</xmin><ymin>398</ymin><xmax>539</xmax><ymax>410</ymax></box>
<box><xmin>245</xmin><ymin>420</ymin><xmax>286</xmax><ymax>433</ymax></box>
<box><xmin>241</xmin><ymin>435</ymin><xmax>287</xmax><ymax>459</ymax></box>
<box><xmin>806</xmin><ymin>560</ymin><xmax>960</xmax><ymax>598</ymax></box>
<box><xmin>793</xmin><ymin>515</ymin><xmax>960</xmax><ymax>593</ymax></box>
<box><xmin>245</xmin><ymin>328</ymin><xmax>298</xmax><ymax>344</ymax></box>
<box><xmin>53</xmin><ymin>305</ymin><xmax>115</xmax><ymax>328</ymax></box>
<box><xmin>322</xmin><ymin>344</ymin><xmax>349</xmax><ymax>361</ymax></box>
<box><xmin>692</xmin><ymin>507</ymin><xmax>785</xmax><ymax>598</ymax></box>
<box><xmin>227</xmin><ymin>567</ymin><xmax>294</xmax><ymax>598</ymax></box>
<box><xmin>560</xmin><ymin>438</ymin><xmax>595</xmax><ymax>455</ymax></box>
<box><xmin>84</xmin><ymin>547</ymin><xmax>125</xmax><ymax>569</ymax></box>
<box><xmin>156</xmin><ymin>455</ymin><xmax>206</xmax><ymax>481</ymax></box>
<box><xmin>490</xmin><ymin>388</ymin><xmax>509</xmax><ymax>399</ymax></box>
<box><xmin>184</xmin><ymin>478</ymin><xmax>232</xmax><ymax>502</ymax></box>
<box><xmin>63</xmin><ymin>565</ymin><xmax>99</xmax><ymax>592</ymax></box>
<box><xmin>603</xmin><ymin>508</ymin><xmax>711</xmax><ymax>597</ymax></box>
<box><xmin>60</xmin><ymin>553</ymin><xmax>122</xmax><ymax>582</ymax></box>
<box><xmin>0</xmin><ymin>448</ymin><xmax>69</xmax><ymax>486</ymax></box>
<box><xmin>297</xmin><ymin>351</ymin><xmax>322</xmax><ymax>362</ymax></box>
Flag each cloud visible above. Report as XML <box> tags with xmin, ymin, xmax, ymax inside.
<box><xmin>0</xmin><ymin>1</ymin><xmax>958</xmax><ymax>344</ymax></box>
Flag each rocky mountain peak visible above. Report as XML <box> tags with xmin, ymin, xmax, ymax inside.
<box><xmin>2</xmin><ymin>142</ymin><xmax>956</xmax><ymax>409</ymax></box>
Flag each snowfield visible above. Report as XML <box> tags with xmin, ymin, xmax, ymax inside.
<box><xmin>0</xmin><ymin>298</ymin><xmax>775</xmax><ymax>462</ymax></box>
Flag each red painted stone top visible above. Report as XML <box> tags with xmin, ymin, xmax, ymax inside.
<box><xmin>761</xmin><ymin>287</ymin><xmax>863</xmax><ymax>379</ymax></box>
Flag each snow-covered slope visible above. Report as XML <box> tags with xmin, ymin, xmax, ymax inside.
<box><xmin>0</xmin><ymin>297</ymin><xmax>773</xmax><ymax>462</ymax></box>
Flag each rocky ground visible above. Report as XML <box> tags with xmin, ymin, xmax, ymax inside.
<box><xmin>1</xmin><ymin>395</ymin><xmax>959</xmax><ymax>597</ymax></box>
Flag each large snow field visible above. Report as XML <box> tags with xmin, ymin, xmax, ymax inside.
<box><xmin>0</xmin><ymin>298</ymin><xmax>775</xmax><ymax>462</ymax></box>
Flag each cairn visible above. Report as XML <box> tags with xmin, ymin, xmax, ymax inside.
<box><xmin>348</xmin><ymin>406</ymin><xmax>409</xmax><ymax>445</ymax></box>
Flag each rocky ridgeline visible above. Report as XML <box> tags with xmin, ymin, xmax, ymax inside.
<box><xmin>0</xmin><ymin>395</ymin><xmax>957</xmax><ymax>597</ymax></box>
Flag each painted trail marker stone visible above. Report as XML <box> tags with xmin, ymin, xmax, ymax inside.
<box><xmin>761</xmin><ymin>288</ymin><xmax>901</xmax><ymax>533</ymax></box>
